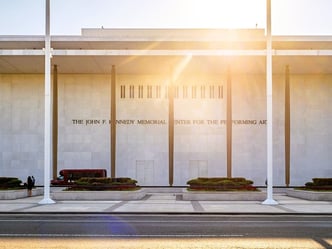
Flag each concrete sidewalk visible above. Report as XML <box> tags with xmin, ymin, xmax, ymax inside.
<box><xmin>0</xmin><ymin>188</ymin><xmax>331</xmax><ymax>214</ymax></box>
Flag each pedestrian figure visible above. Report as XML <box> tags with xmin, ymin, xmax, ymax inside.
<box><xmin>27</xmin><ymin>176</ymin><xmax>33</xmax><ymax>197</ymax></box>
<box><xmin>31</xmin><ymin>176</ymin><xmax>35</xmax><ymax>188</ymax></box>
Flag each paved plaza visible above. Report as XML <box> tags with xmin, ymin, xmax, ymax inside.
<box><xmin>0</xmin><ymin>189</ymin><xmax>331</xmax><ymax>214</ymax></box>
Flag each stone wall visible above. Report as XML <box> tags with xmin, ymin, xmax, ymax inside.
<box><xmin>0</xmin><ymin>73</ymin><xmax>331</xmax><ymax>186</ymax></box>
<box><xmin>0</xmin><ymin>74</ymin><xmax>44</xmax><ymax>184</ymax></box>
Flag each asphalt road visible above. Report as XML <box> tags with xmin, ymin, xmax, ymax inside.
<box><xmin>0</xmin><ymin>214</ymin><xmax>331</xmax><ymax>249</ymax></box>
<box><xmin>0</xmin><ymin>214</ymin><xmax>331</xmax><ymax>238</ymax></box>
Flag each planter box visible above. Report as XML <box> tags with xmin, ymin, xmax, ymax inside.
<box><xmin>287</xmin><ymin>189</ymin><xmax>332</xmax><ymax>201</ymax></box>
<box><xmin>0</xmin><ymin>188</ymin><xmax>43</xmax><ymax>199</ymax></box>
<box><xmin>52</xmin><ymin>188</ymin><xmax>146</xmax><ymax>200</ymax></box>
<box><xmin>182</xmin><ymin>189</ymin><xmax>265</xmax><ymax>201</ymax></box>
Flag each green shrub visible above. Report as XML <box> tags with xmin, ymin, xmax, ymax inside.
<box><xmin>75</xmin><ymin>177</ymin><xmax>137</xmax><ymax>186</ymax></box>
<box><xmin>186</xmin><ymin>177</ymin><xmax>257</xmax><ymax>191</ymax></box>
<box><xmin>0</xmin><ymin>177</ymin><xmax>22</xmax><ymax>189</ymax></box>
<box><xmin>305</xmin><ymin>178</ymin><xmax>332</xmax><ymax>187</ymax></box>
<box><xmin>305</xmin><ymin>182</ymin><xmax>314</xmax><ymax>187</ymax></box>
<box><xmin>312</xmin><ymin>178</ymin><xmax>332</xmax><ymax>186</ymax></box>
<box><xmin>66</xmin><ymin>177</ymin><xmax>139</xmax><ymax>191</ymax></box>
<box><xmin>187</xmin><ymin>177</ymin><xmax>253</xmax><ymax>186</ymax></box>
<box><xmin>304</xmin><ymin>178</ymin><xmax>332</xmax><ymax>190</ymax></box>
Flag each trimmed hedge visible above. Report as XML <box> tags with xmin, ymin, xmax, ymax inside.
<box><xmin>67</xmin><ymin>177</ymin><xmax>138</xmax><ymax>191</ymax></box>
<box><xmin>76</xmin><ymin>177</ymin><xmax>137</xmax><ymax>185</ymax></box>
<box><xmin>0</xmin><ymin>177</ymin><xmax>23</xmax><ymax>189</ymax></box>
<box><xmin>304</xmin><ymin>178</ymin><xmax>332</xmax><ymax>190</ymax></box>
<box><xmin>187</xmin><ymin>177</ymin><xmax>257</xmax><ymax>191</ymax></box>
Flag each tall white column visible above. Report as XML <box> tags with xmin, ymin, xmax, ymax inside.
<box><xmin>262</xmin><ymin>0</ymin><xmax>278</xmax><ymax>205</ymax></box>
<box><xmin>39</xmin><ymin>0</ymin><xmax>55</xmax><ymax>204</ymax></box>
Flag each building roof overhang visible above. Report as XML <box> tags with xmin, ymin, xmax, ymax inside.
<box><xmin>0</xmin><ymin>29</ymin><xmax>332</xmax><ymax>74</ymax></box>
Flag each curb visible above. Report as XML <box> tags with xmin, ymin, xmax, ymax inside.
<box><xmin>0</xmin><ymin>212</ymin><xmax>331</xmax><ymax>216</ymax></box>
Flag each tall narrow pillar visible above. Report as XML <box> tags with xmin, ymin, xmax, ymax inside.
<box><xmin>262</xmin><ymin>0</ymin><xmax>278</xmax><ymax>205</ymax></box>
<box><xmin>168</xmin><ymin>81</ymin><xmax>174</xmax><ymax>186</ymax></box>
<box><xmin>111</xmin><ymin>65</ymin><xmax>116</xmax><ymax>178</ymax></box>
<box><xmin>226</xmin><ymin>66</ymin><xmax>232</xmax><ymax>178</ymax></box>
<box><xmin>285</xmin><ymin>65</ymin><xmax>290</xmax><ymax>187</ymax></box>
<box><xmin>52</xmin><ymin>64</ymin><xmax>58</xmax><ymax>180</ymax></box>
<box><xmin>39</xmin><ymin>0</ymin><xmax>55</xmax><ymax>204</ymax></box>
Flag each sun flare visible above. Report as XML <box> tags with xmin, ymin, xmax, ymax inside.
<box><xmin>177</xmin><ymin>0</ymin><xmax>265</xmax><ymax>29</ymax></box>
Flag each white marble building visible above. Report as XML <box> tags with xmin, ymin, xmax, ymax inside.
<box><xmin>0</xmin><ymin>29</ymin><xmax>331</xmax><ymax>186</ymax></box>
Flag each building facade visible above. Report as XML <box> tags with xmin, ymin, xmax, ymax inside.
<box><xmin>0</xmin><ymin>29</ymin><xmax>331</xmax><ymax>186</ymax></box>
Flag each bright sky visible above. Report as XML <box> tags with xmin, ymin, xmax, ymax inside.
<box><xmin>0</xmin><ymin>0</ymin><xmax>331</xmax><ymax>36</ymax></box>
